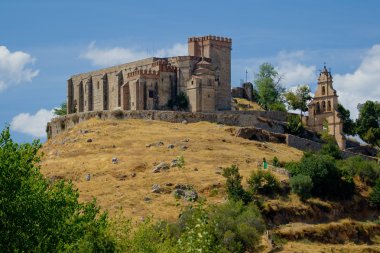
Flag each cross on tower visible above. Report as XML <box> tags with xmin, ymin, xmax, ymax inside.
<box><xmin>245</xmin><ymin>70</ymin><xmax>248</xmax><ymax>83</ymax></box>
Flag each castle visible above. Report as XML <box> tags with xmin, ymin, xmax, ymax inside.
<box><xmin>67</xmin><ymin>35</ymin><xmax>231</xmax><ymax>114</ymax></box>
<box><xmin>63</xmin><ymin>35</ymin><xmax>346</xmax><ymax>150</ymax></box>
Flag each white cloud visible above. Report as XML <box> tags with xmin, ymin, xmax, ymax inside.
<box><xmin>236</xmin><ymin>50</ymin><xmax>317</xmax><ymax>88</ymax></box>
<box><xmin>276</xmin><ymin>51</ymin><xmax>317</xmax><ymax>87</ymax></box>
<box><xmin>81</xmin><ymin>42</ymin><xmax>187</xmax><ymax>67</ymax></box>
<box><xmin>11</xmin><ymin>109</ymin><xmax>54</xmax><ymax>138</ymax></box>
<box><xmin>0</xmin><ymin>45</ymin><xmax>39</xmax><ymax>92</ymax></box>
<box><xmin>334</xmin><ymin>44</ymin><xmax>380</xmax><ymax>119</ymax></box>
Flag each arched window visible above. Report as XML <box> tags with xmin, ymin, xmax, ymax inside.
<box><xmin>328</xmin><ymin>100</ymin><xmax>332</xmax><ymax>111</ymax></box>
<box><xmin>316</xmin><ymin>102</ymin><xmax>321</xmax><ymax>113</ymax></box>
<box><xmin>322</xmin><ymin>101</ymin><xmax>326</xmax><ymax>112</ymax></box>
<box><xmin>322</xmin><ymin>86</ymin><xmax>326</xmax><ymax>95</ymax></box>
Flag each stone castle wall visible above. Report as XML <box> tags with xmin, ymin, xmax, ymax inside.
<box><xmin>47</xmin><ymin>110</ymin><xmax>288</xmax><ymax>139</ymax></box>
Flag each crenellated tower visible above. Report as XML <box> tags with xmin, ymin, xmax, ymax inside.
<box><xmin>188</xmin><ymin>35</ymin><xmax>232</xmax><ymax>110</ymax></box>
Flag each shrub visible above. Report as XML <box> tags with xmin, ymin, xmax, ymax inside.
<box><xmin>320</xmin><ymin>136</ymin><xmax>342</xmax><ymax>159</ymax></box>
<box><xmin>370</xmin><ymin>179</ymin><xmax>380</xmax><ymax>208</ymax></box>
<box><xmin>339</xmin><ymin>156</ymin><xmax>380</xmax><ymax>186</ymax></box>
<box><xmin>167</xmin><ymin>91</ymin><xmax>189</xmax><ymax>111</ymax></box>
<box><xmin>285</xmin><ymin>161</ymin><xmax>302</xmax><ymax>176</ymax></box>
<box><xmin>111</xmin><ymin>109</ymin><xmax>124</xmax><ymax>119</ymax></box>
<box><xmin>208</xmin><ymin>201</ymin><xmax>265</xmax><ymax>253</ymax></box>
<box><xmin>247</xmin><ymin>170</ymin><xmax>281</xmax><ymax>196</ymax></box>
<box><xmin>286</xmin><ymin>114</ymin><xmax>303</xmax><ymax>135</ymax></box>
<box><xmin>297</xmin><ymin>154</ymin><xmax>354</xmax><ymax>199</ymax></box>
<box><xmin>290</xmin><ymin>174</ymin><xmax>313</xmax><ymax>200</ymax></box>
<box><xmin>272</xmin><ymin>156</ymin><xmax>280</xmax><ymax>167</ymax></box>
<box><xmin>268</xmin><ymin>102</ymin><xmax>287</xmax><ymax>112</ymax></box>
<box><xmin>359</xmin><ymin>165</ymin><xmax>380</xmax><ymax>186</ymax></box>
<box><xmin>222</xmin><ymin>165</ymin><xmax>251</xmax><ymax>203</ymax></box>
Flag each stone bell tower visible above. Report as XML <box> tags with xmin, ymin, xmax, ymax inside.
<box><xmin>307</xmin><ymin>66</ymin><xmax>346</xmax><ymax>149</ymax></box>
<box><xmin>188</xmin><ymin>35</ymin><xmax>232</xmax><ymax>110</ymax></box>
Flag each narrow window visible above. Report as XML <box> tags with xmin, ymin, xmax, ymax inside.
<box><xmin>322</xmin><ymin>86</ymin><xmax>326</xmax><ymax>95</ymax></box>
<box><xmin>149</xmin><ymin>90</ymin><xmax>154</xmax><ymax>98</ymax></box>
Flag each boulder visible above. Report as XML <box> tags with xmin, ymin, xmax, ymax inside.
<box><xmin>152</xmin><ymin>162</ymin><xmax>170</xmax><ymax>173</ymax></box>
<box><xmin>151</xmin><ymin>184</ymin><xmax>161</xmax><ymax>193</ymax></box>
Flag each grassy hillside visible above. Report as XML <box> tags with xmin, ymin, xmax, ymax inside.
<box><xmin>39</xmin><ymin>118</ymin><xmax>380</xmax><ymax>251</ymax></box>
<box><xmin>41</xmin><ymin>118</ymin><xmax>302</xmax><ymax>221</ymax></box>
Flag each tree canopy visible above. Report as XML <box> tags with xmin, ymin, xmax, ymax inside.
<box><xmin>0</xmin><ymin>126</ymin><xmax>115</xmax><ymax>251</ymax></box>
<box><xmin>284</xmin><ymin>84</ymin><xmax>312</xmax><ymax>117</ymax></box>
<box><xmin>337</xmin><ymin>103</ymin><xmax>356</xmax><ymax>135</ymax></box>
<box><xmin>253</xmin><ymin>63</ymin><xmax>285</xmax><ymax>111</ymax></box>
<box><xmin>53</xmin><ymin>101</ymin><xmax>67</xmax><ymax>116</ymax></box>
<box><xmin>356</xmin><ymin>101</ymin><xmax>380</xmax><ymax>147</ymax></box>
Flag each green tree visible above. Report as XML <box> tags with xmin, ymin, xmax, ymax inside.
<box><xmin>0</xmin><ymin>126</ymin><xmax>115</xmax><ymax>252</ymax></box>
<box><xmin>356</xmin><ymin>101</ymin><xmax>380</xmax><ymax>147</ymax></box>
<box><xmin>294</xmin><ymin>154</ymin><xmax>354</xmax><ymax>199</ymax></box>
<box><xmin>253</xmin><ymin>63</ymin><xmax>285</xmax><ymax>111</ymax></box>
<box><xmin>54</xmin><ymin>101</ymin><xmax>67</xmax><ymax>116</ymax></box>
<box><xmin>222</xmin><ymin>165</ymin><xmax>251</xmax><ymax>203</ymax></box>
<box><xmin>284</xmin><ymin>84</ymin><xmax>312</xmax><ymax>117</ymax></box>
<box><xmin>337</xmin><ymin>104</ymin><xmax>356</xmax><ymax>135</ymax></box>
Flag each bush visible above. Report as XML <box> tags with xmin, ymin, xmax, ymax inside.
<box><xmin>320</xmin><ymin>136</ymin><xmax>342</xmax><ymax>159</ymax></box>
<box><xmin>292</xmin><ymin>154</ymin><xmax>354</xmax><ymax>199</ymax></box>
<box><xmin>247</xmin><ymin>170</ymin><xmax>281</xmax><ymax>196</ymax></box>
<box><xmin>222</xmin><ymin>165</ymin><xmax>251</xmax><ymax>203</ymax></box>
<box><xmin>286</xmin><ymin>114</ymin><xmax>303</xmax><ymax>135</ymax></box>
<box><xmin>370</xmin><ymin>179</ymin><xmax>380</xmax><ymax>208</ymax></box>
<box><xmin>167</xmin><ymin>91</ymin><xmax>189</xmax><ymax>111</ymax></box>
<box><xmin>339</xmin><ymin>156</ymin><xmax>380</xmax><ymax>186</ymax></box>
<box><xmin>272</xmin><ymin>156</ymin><xmax>280</xmax><ymax>167</ymax></box>
<box><xmin>290</xmin><ymin>174</ymin><xmax>313</xmax><ymax>200</ymax></box>
<box><xmin>268</xmin><ymin>102</ymin><xmax>287</xmax><ymax>112</ymax></box>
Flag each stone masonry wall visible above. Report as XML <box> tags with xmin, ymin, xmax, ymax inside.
<box><xmin>47</xmin><ymin>110</ymin><xmax>288</xmax><ymax>139</ymax></box>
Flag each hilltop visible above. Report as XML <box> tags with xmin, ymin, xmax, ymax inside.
<box><xmin>41</xmin><ymin>118</ymin><xmax>302</xmax><ymax>220</ymax></box>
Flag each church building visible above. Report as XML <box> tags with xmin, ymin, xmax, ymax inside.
<box><xmin>307</xmin><ymin>66</ymin><xmax>346</xmax><ymax>149</ymax></box>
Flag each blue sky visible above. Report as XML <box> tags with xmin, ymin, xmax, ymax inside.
<box><xmin>1</xmin><ymin>0</ymin><xmax>380</xmax><ymax>143</ymax></box>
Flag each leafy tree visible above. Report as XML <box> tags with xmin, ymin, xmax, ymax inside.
<box><xmin>337</xmin><ymin>104</ymin><xmax>356</xmax><ymax>135</ymax></box>
<box><xmin>294</xmin><ymin>154</ymin><xmax>354</xmax><ymax>199</ymax></box>
<box><xmin>356</xmin><ymin>100</ymin><xmax>380</xmax><ymax>147</ymax></box>
<box><xmin>0</xmin><ymin>126</ymin><xmax>115</xmax><ymax>252</ymax></box>
<box><xmin>54</xmin><ymin>101</ymin><xmax>67</xmax><ymax>116</ymax></box>
<box><xmin>253</xmin><ymin>63</ymin><xmax>285</xmax><ymax>111</ymax></box>
<box><xmin>222</xmin><ymin>165</ymin><xmax>251</xmax><ymax>203</ymax></box>
<box><xmin>284</xmin><ymin>84</ymin><xmax>312</xmax><ymax>117</ymax></box>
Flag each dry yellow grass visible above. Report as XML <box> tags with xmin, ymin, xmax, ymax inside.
<box><xmin>279</xmin><ymin>242</ymin><xmax>380</xmax><ymax>253</ymax></box>
<box><xmin>40</xmin><ymin>118</ymin><xmax>302</xmax><ymax>220</ymax></box>
<box><xmin>234</xmin><ymin>98</ymin><xmax>264</xmax><ymax>111</ymax></box>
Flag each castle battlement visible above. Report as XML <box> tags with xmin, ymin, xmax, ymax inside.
<box><xmin>188</xmin><ymin>35</ymin><xmax>232</xmax><ymax>43</ymax></box>
<box><xmin>126</xmin><ymin>69</ymin><xmax>160</xmax><ymax>79</ymax></box>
